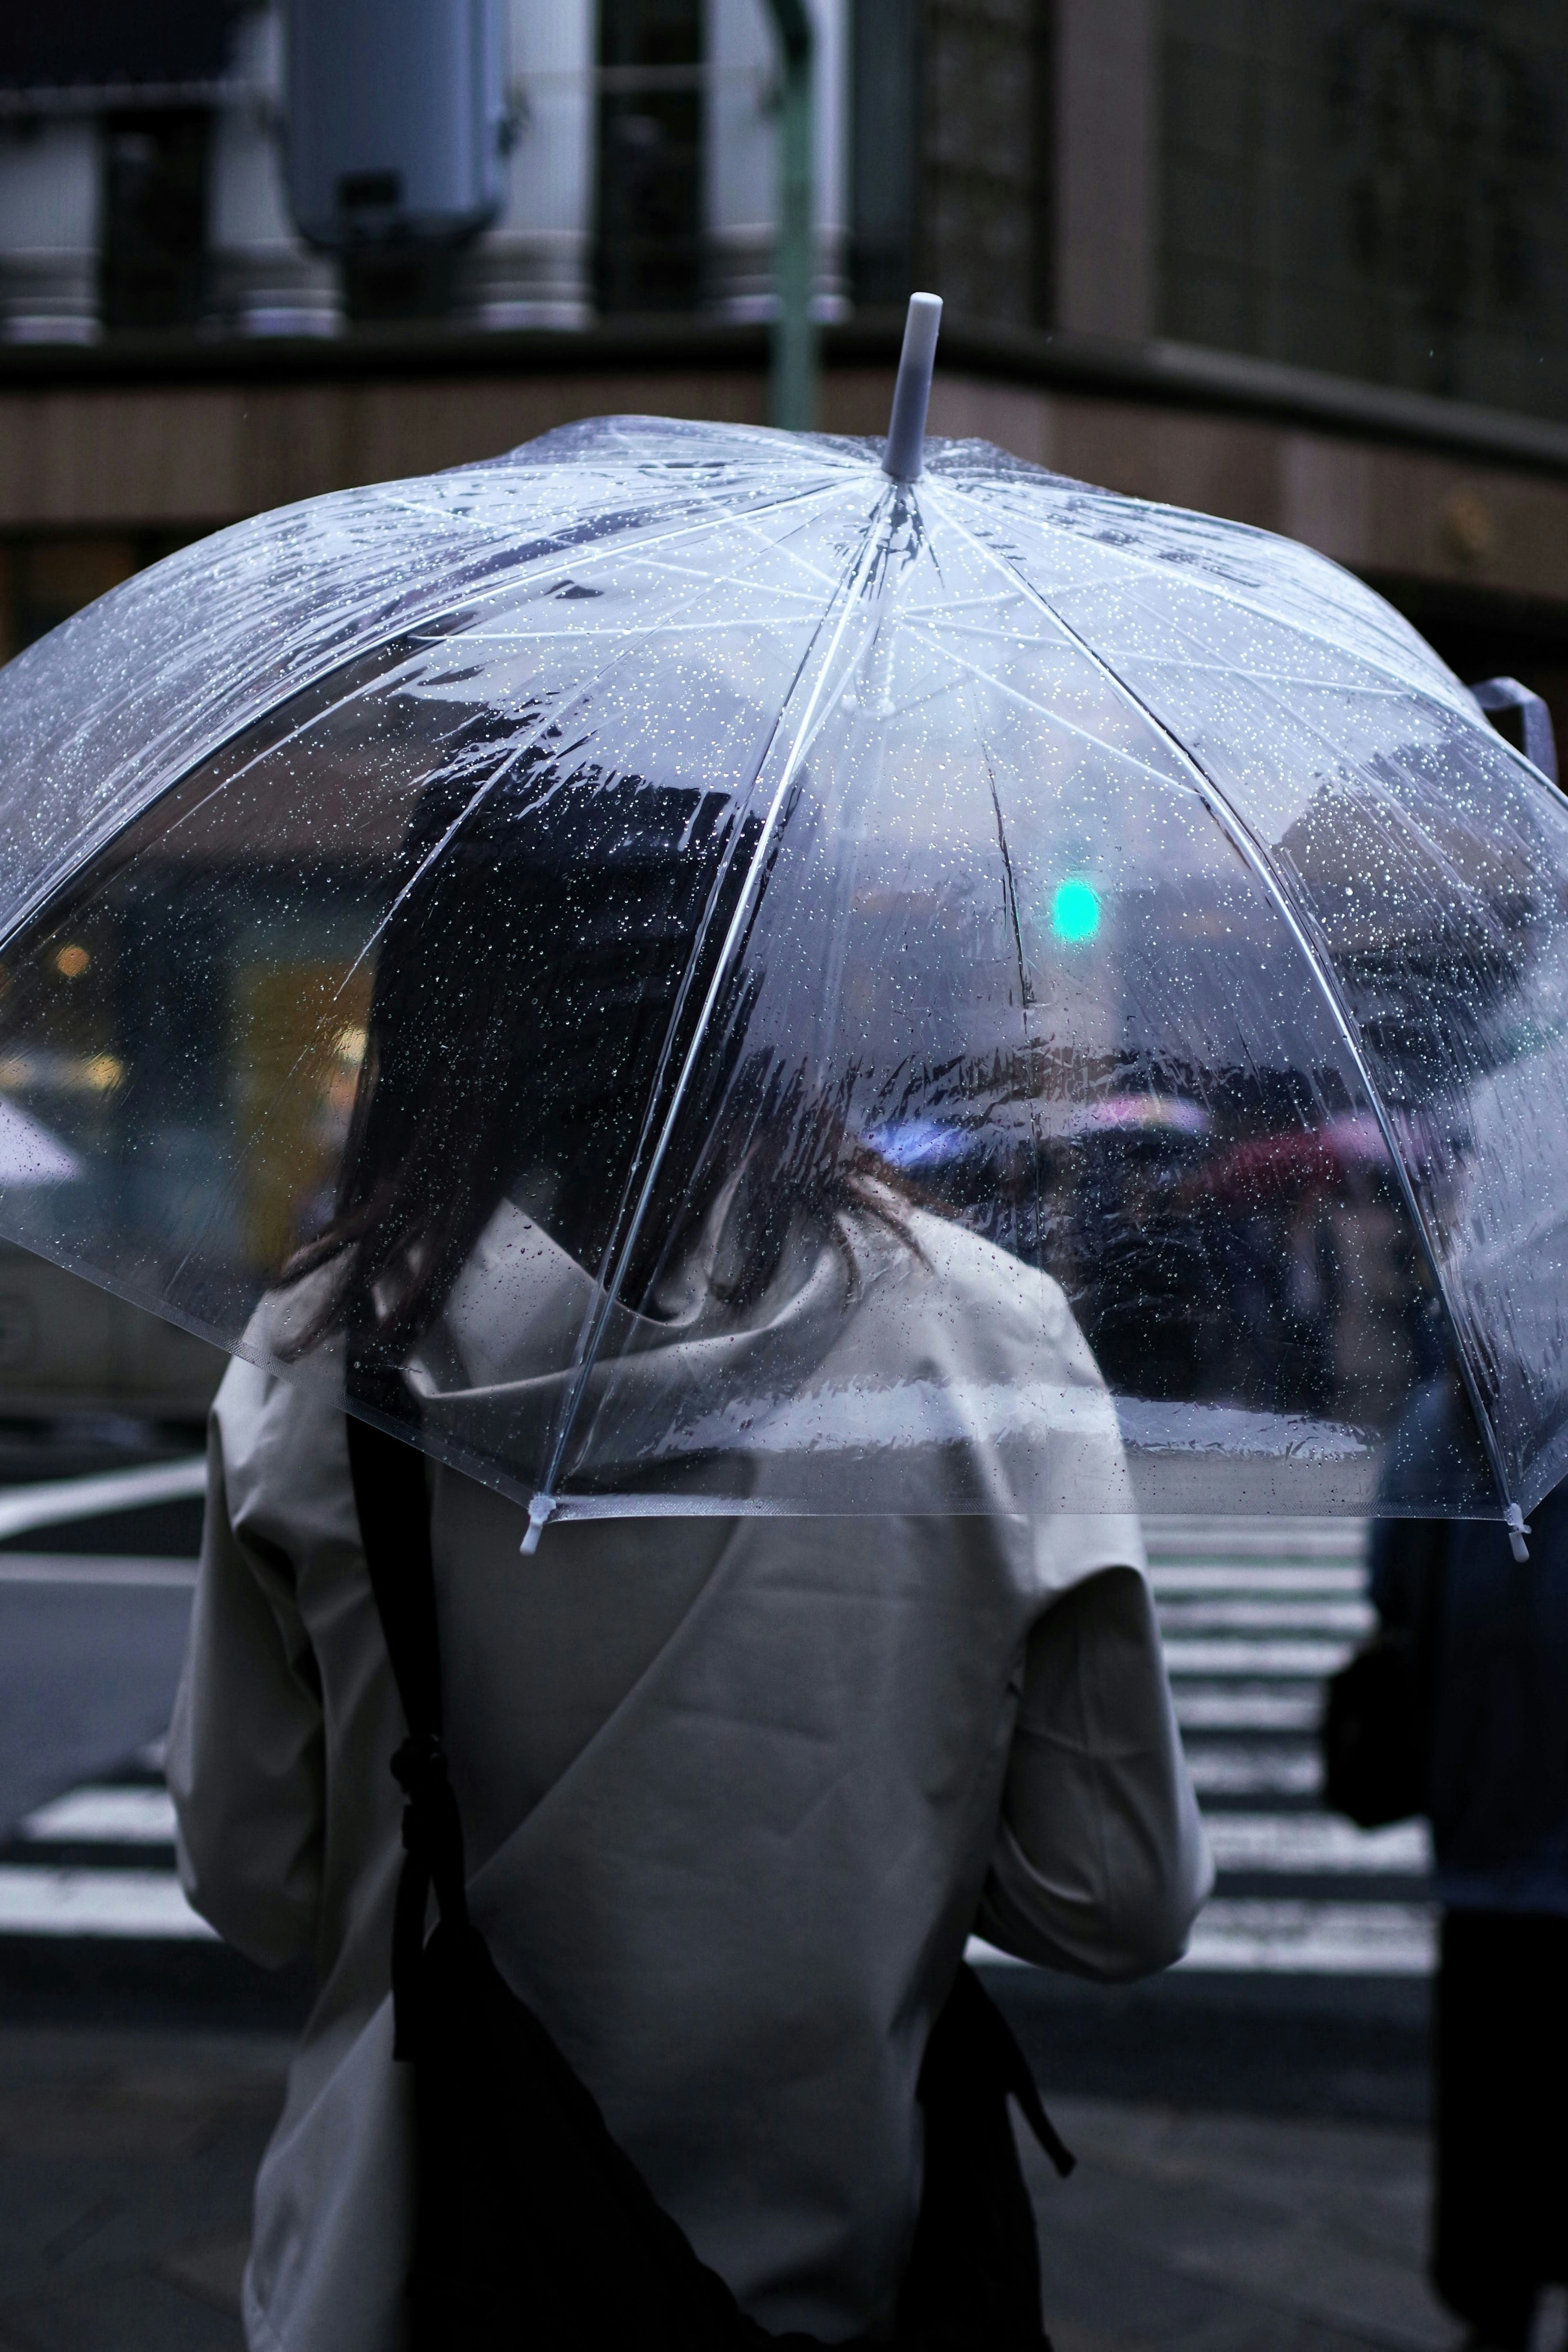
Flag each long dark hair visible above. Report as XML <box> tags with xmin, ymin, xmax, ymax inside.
<box><xmin>281</xmin><ymin>755</ymin><xmax>921</xmax><ymax>1369</ymax></box>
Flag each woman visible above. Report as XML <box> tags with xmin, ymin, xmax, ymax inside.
<box><xmin>169</xmin><ymin>762</ymin><xmax>1211</xmax><ymax>2350</ymax></box>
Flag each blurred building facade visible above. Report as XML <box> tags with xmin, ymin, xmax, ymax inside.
<box><xmin>0</xmin><ymin>0</ymin><xmax>1566</xmax><ymax>1416</ymax></box>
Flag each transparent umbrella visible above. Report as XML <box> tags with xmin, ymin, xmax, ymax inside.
<box><xmin>0</xmin><ymin>297</ymin><xmax>1565</xmax><ymax>1548</ymax></box>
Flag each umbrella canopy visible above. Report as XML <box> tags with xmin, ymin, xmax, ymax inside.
<box><xmin>0</xmin><ymin>337</ymin><xmax>1565</xmax><ymax>1538</ymax></box>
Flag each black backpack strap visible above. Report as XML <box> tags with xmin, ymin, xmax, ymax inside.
<box><xmin>897</xmin><ymin>1965</ymin><xmax>1067</xmax><ymax>2350</ymax></box>
<box><xmin>342</xmin><ymin>1373</ymin><xmax>1064</xmax><ymax>2350</ymax></box>
<box><xmin>345</xmin><ymin>1383</ymin><xmax>469</xmax><ymax>2060</ymax></box>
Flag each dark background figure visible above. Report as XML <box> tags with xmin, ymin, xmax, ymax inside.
<box><xmin>1371</xmin><ymin>1444</ymin><xmax>1568</xmax><ymax>2352</ymax></box>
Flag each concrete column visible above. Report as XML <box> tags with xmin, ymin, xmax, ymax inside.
<box><xmin>209</xmin><ymin>6</ymin><xmax>341</xmax><ymax>337</ymax></box>
<box><xmin>704</xmin><ymin>0</ymin><xmax>849</xmax><ymax>322</ymax></box>
<box><xmin>0</xmin><ymin>119</ymin><xmax>100</xmax><ymax>346</ymax></box>
<box><xmin>461</xmin><ymin>0</ymin><xmax>593</xmax><ymax>330</ymax></box>
<box><xmin>1053</xmin><ymin>0</ymin><xmax>1156</xmax><ymax>343</ymax></box>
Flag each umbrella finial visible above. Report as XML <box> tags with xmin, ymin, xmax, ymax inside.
<box><xmin>882</xmin><ymin>292</ymin><xmax>943</xmax><ymax>483</ymax></box>
<box><xmin>521</xmin><ymin>1492</ymin><xmax>557</xmax><ymax>1556</ymax></box>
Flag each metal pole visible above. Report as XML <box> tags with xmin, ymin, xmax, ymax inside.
<box><xmin>762</xmin><ymin>0</ymin><xmax>816</xmax><ymax>431</ymax></box>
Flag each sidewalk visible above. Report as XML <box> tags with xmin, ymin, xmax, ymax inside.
<box><xmin>0</xmin><ymin>2022</ymin><xmax>1468</xmax><ymax>2352</ymax></box>
<box><xmin>1030</xmin><ymin>2096</ymin><xmax>1453</xmax><ymax>2352</ymax></box>
<box><xmin>0</xmin><ymin>2025</ymin><xmax>283</xmax><ymax>2350</ymax></box>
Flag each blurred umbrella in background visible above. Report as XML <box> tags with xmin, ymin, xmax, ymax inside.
<box><xmin>0</xmin><ymin>320</ymin><xmax>1564</xmax><ymax>1545</ymax></box>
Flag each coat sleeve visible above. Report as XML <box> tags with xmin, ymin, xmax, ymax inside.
<box><xmin>974</xmin><ymin>1564</ymin><xmax>1212</xmax><ymax>1980</ymax></box>
<box><xmin>167</xmin><ymin>1372</ymin><xmax>329</xmax><ymax>1969</ymax></box>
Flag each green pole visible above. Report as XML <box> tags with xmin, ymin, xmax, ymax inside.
<box><xmin>762</xmin><ymin>0</ymin><xmax>817</xmax><ymax>431</ymax></box>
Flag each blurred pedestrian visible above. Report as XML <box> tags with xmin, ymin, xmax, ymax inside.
<box><xmin>1370</xmin><ymin>1472</ymin><xmax>1568</xmax><ymax>2352</ymax></box>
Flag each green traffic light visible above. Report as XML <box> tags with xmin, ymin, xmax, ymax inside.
<box><xmin>1050</xmin><ymin>876</ymin><xmax>1101</xmax><ymax>944</ymax></box>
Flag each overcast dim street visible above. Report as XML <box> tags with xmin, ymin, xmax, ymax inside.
<box><xmin>3</xmin><ymin>0</ymin><xmax>1568</xmax><ymax>2347</ymax></box>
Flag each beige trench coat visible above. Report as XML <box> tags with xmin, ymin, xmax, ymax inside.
<box><xmin>169</xmin><ymin>1206</ymin><xmax>1210</xmax><ymax>2351</ymax></box>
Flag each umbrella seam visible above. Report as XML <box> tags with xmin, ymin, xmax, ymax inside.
<box><xmin>535</xmin><ymin>485</ymin><xmax>907</xmax><ymax>1515</ymax></box>
<box><xmin>922</xmin><ymin>477</ymin><xmax>1519</xmax><ymax>1528</ymax></box>
<box><xmin>0</xmin><ymin>470</ymin><xmax>857</xmax><ymax>964</ymax></box>
<box><xmin>960</xmin><ymin>477</ymin><xmax>1474</xmax><ymax>722</ymax></box>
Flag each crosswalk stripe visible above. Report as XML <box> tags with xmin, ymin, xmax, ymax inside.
<box><xmin>968</xmin><ymin>1900</ymin><xmax>1435</xmax><ymax>1975</ymax></box>
<box><xmin>1149</xmin><ymin>1565</ymin><xmax>1363</xmax><ymax>1594</ymax></box>
<box><xmin>0</xmin><ymin>1866</ymin><xmax>212</xmax><ymax>1937</ymax></box>
<box><xmin>1156</xmin><ymin>1600</ymin><xmax>1372</xmax><ymax>1633</ymax></box>
<box><xmin>21</xmin><ymin>1787</ymin><xmax>178</xmax><ymax>1844</ymax></box>
<box><xmin>1173</xmin><ymin>1685</ymin><xmax>1323</xmax><ymax>1730</ymax></box>
<box><xmin>1143</xmin><ymin>1520</ymin><xmax>1363</xmax><ymax>1559</ymax></box>
<box><xmin>1202</xmin><ymin>1813</ymin><xmax>1430</xmax><ymax>1874</ymax></box>
<box><xmin>0</xmin><ymin>1458</ymin><xmax>206</xmax><ymax>1544</ymax></box>
<box><xmin>1183</xmin><ymin>1742</ymin><xmax>1320</xmax><ymax>1796</ymax></box>
<box><xmin>0</xmin><ymin>1518</ymin><xmax>1426</xmax><ymax>1978</ymax></box>
<box><xmin>0</xmin><ymin>1553</ymin><xmax>198</xmax><ymax>1587</ymax></box>
<box><xmin>1179</xmin><ymin>1900</ymin><xmax>1434</xmax><ymax>1975</ymax></box>
<box><xmin>1160</xmin><ymin>1638</ymin><xmax>1354</xmax><ymax>1676</ymax></box>
<box><xmin>1147</xmin><ymin>1516</ymin><xmax>1439</xmax><ymax>1978</ymax></box>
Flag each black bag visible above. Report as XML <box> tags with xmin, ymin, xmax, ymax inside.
<box><xmin>345</xmin><ymin>1402</ymin><xmax>1072</xmax><ymax>2350</ymax></box>
<box><xmin>1321</xmin><ymin>1525</ymin><xmax>1446</xmax><ymax>1831</ymax></box>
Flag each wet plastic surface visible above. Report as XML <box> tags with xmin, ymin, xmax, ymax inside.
<box><xmin>0</xmin><ymin>418</ymin><xmax>1564</xmax><ymax>1527</ymax></box>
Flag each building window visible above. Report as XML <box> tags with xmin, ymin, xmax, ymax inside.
<box><xmin>597</xmin><ymin>0</ymin><xmax>706</xmax><ymax>314</ymax></box>
<box><xmin>920</xmin><ymin>0</ymin><xmax>1051</xmax><ymax>327</ymax></box>
<box><xmin>100</xmin><ymin>109</ymin><xmax>212</xmax><ymax>333</ymax></box>
<box><xmin>851</xmin><ymin>0</ymin><xmax>919</xmax><ymax>306</ymax></box>
<box><xmin>851</xmin><ymin>0</ymin><xmax>1051</xmax><ymax>325</ymax></box>
<box><xmin>1159</xmin><ymin>0</ymin><xmax>1568</xmax><ymax>424</ymax></box>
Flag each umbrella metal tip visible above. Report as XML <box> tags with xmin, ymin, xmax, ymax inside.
<box><xmin>882</xmin><ymin>292</ymin><xmax>943</xmax><ymax>484</ymax></box>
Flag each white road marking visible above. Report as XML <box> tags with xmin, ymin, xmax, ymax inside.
<box><xmin>968</xmin><ymin>1902</ymin><xmax>1436</xmax><ymax>1975</ymax></box>
<box><xmin>1183</xmin><ymin>1743</ymin><xmax>1321</xmax><ymax>1797</ymax></box>
<box><xmin>0</xmin><ymin>1515</ymin><xmax>1440</xmax><ymax>1978</ymax></box>
<box><xmin>1174</xmin><ymin>1685</ymin><xmax>1323</xmax><ymax>1731</ymax></box>
<box><xmin>0</xmin><ymin>1866</ymin><xmax>213</xmax><ymax>1938</ymax></box>
<box><xmin>0</xmin><ymin>1457</ymin><xmax>205</xmax><ymax>1544</ymax></box>
<box><xmin>1161</xmin><ymin>1638</ymin><xmax>1354</xmax><ymax>1677</ymax></box>
<box><xmin>1149</xmin><ymin>1565</ymin><xmax>1364</xmax><ymax>1595</ymax></box>
<box><xmin>1144</xmin><ymin>1520</ymin><xmax>1364</xmax><ymax>1560</ymax></box>
<box><xmin>0</xmin><ymin>1553</ymin><xmax>197</xmax><ymax>1587</ymax></box>
<box><xmin>1156</xmin><ymin>1599</ymin><xmax>1373</xmax><ymax>1635</ymax></box>
<box><xmin>1202</xmin><ymin>1812</ymin><xmax>1430</xmax><ymax>1875</ymax></box>
<box><xmin>22</xmin><ymin>1787</ymin><xmax>177</xmax><ymax>1844</ymax></box>
<box><xmin>1178</xmin><ymin>1900</ymin><xmax>1435</xmax><ymax>1975</ymax></box>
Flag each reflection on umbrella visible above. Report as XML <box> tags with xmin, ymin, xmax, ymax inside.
<box><xmin>1196</xmin><ymin>1111</ymin><xmax>1433</xmax><ymax>1204</ymax></box>
<box><xmin>0</xmin><ymin>1095</ymin><xmax>81</xmax><ymax>1188</ymax></box>
<box><xmin>0</xmin><ymin>297</ymin><xmax>1563</xmax><ymax>1543</ymax></box>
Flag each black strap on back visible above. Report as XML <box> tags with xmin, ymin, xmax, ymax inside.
<box><xmin>345</xmin><ymin>1383</ymin><xmax>469</xmax><ymax>2060</ymax></box>
<box><xmin>342</xmin><ymin>1378</ymin><xmax>1069</xmax><ymax>2349</ymax></box>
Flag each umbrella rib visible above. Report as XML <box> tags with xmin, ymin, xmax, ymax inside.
<box><xmin>1113</xmin><ymin>585</ymin><xmax>1515</xmax><ymax>911</ymax></box>
<box><xmin>941</xmin><ymin>593</ymin><xmax>1051</xmax><ymax>1258</ymax></box>
<box><xmin>926</xmin><ymin>623</ymin><xmax>1419</xmax><ymax>698</ymax></box>
<box><xmin>922</xmin><ymin>477</ymin><xmax>1521</xmax><ymax>1526</ymax></box>
<box><xmin>1074</xmin><ymin>647</ymin><xmax>1414</xmax><ymax>697</ymax></box>
<box><xmin>533</xmin><ymin>490</ymin><xmax>902</xmax><ymax>1522</ymax></box>
<box><xmin>335</xmin><ymin>546</ymin><xmax>795</xmax><ymax>997</ymax></box>
<box><xmin>454</xmin><ymin>610</ymin><xmax>832</xmax><ymax>645</ymax></box>
<box><xmin>0</xmin><ymin>476</ymin><xmax>860</xmax><ymax>966</ymax></box>
<box><xmin>348</xmin><ymin>482</ymin><xmax>894</xmax><ymax>992</ymax></box>
<box><xmin>966</xmin><ymin>481</ymin><xmax>1476</xmax><ymax>718</ymax></box>
<box><xmin>1101</xmin><ymin>575</ymin><xmax>1442</xmax><ymax>719</ymax></box>
<box><xmin>896</xmin><ymin>623</ymin><xmax>1201</xmax><ymax>796</ymax></box>
<box><xmin>378</xmin><ymin>468</ymin><xmax>850</xmax><ymax>578</ymax></box>
<box><xmin>129</xmin><ymin>491</ymin><xmax>885</xmax><ymax>1322</ymax></box>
